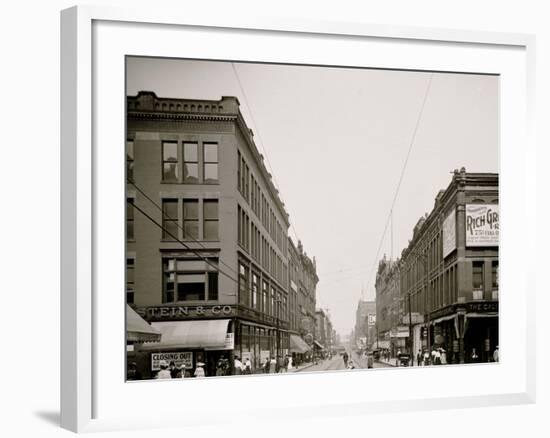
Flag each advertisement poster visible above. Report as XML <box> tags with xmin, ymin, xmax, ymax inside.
<box><xmin>442</xmin><ymin>209</ymin><xmax>456</xmax><ymax>257</ymax></box>
<box><xmin>465</xmin><ymin>204</ymin><xmax>499</xmax><ymax>247</ymax></box>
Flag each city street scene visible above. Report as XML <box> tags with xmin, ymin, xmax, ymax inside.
<box><xmin>125</xmin><ymin>57</ymin><xmax>499</xmax><ymax>380</ymax></box>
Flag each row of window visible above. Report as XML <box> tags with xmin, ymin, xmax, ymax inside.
<box><xmin>238</xmin><ymin>205</ymin><xmax>287</xmax><ymax>286</ymax></box>
<box><xmin>405</xmin><ymin>260</ymin><xmax>499</xmax><ymax>314</ymax></box>
<box><xmin>126</xmin><ymin>139</ymin><xmax>219</xmax><ymax>184</ymax></box>
<box><xmin>237</xmin><ymin>150</ymin><xmax>287</xmax><ymax>254</ymax></box>
<box><xmin>238</xmin><ymin>262</ymin><xmax>288</xmax><ymax>322</ymax></box>
<box><xmin>127</xmin><ymin>256</ymin><xmax>220</xmax><ymax>304</ymax></box>
<box><xmin>126</xmin><ymin>198</ymin><xmax>219</xmax><ymax>242</ymax></box>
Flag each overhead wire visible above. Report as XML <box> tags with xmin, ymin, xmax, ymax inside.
<box><xmin>361</xmin><ymin>72</ymin><xmax>434</xmax><ymax>300</ymax></box>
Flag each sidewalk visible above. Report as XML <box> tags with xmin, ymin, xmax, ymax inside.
<box><xmin>375</xmin><ymin>357</ymin><xmax>398</xmax><ymax>367</ymax></box>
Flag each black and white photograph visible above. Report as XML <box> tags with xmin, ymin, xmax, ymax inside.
<box><xmin>125</xmin><ymin>56</ymin><xmax>499</xmax><ymax>381</ymax></box>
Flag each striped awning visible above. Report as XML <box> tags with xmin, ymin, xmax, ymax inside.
<box><xmin>126</xmin><ymin>305</ymin><xmax>161</xmax><ymax>343</ymax></box>
<box><xmin>140</xmin><ymin>319</ymin><xmax>231</xmax><ymax>351</ymax></box>
<box><xmin>290</xmin><ymin>334</ymin><xmax>311</xmax><ymax>354</ymax></box>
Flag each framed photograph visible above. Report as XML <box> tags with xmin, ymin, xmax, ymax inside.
<box><xmin>61</xmin><ymin>5</ymin><xmax>536</xmax><ymax>433</ymax></box>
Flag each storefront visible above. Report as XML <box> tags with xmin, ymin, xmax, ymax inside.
<box><xmin>139</xmin><ymin>318</ymin><xmax>234</xmax><ymax>378</ymax></box>
<box><xmin>126</xmin><ymin>305</ymin><xmax>162</xmax><ymax>380</ymax></box>
<box><xmin>290</xmin><ymin>334</ymin><xmax>311</xmax><ymax>364</ymax></box>
<box><xmin>235</xmin><ymin>321</ymin><xmax>288</xmax><ymax>372</ymax></box>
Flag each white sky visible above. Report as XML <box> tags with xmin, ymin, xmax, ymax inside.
<box><xmin>127</xmin><ymin>57</ymin><xmax>499</xmax><ymax>337</ymax></box>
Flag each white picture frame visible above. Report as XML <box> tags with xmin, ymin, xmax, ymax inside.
<box><xmin>60</xmin><ymin>5</ymin><xmax>536</xmax><ymax>433</ymax></box>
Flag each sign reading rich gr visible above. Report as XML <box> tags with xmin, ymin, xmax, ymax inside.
<box><xmin>465</xmin><ymin>204</ymin><xmax>499</xmax><ymax>247</ymax></box>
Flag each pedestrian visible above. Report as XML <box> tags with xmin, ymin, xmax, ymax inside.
<box><xmin>423</xmin><ymin>349</ymin><xmax>430</xmax><ymax>366</ymax></box>
<box><xmin>243</xmin><ymin>357</ymin><xmax>252</xmax><ymax>374</ymax></box>
<box><xmin>493</xmin><ymin>346</ymin><xmax>499</xmax><ymax>362</ymax></box>
<box><xmin>269</xmin><ymin>357</ymin><xmax>277</xmax><ymax>373</ymax></box>
<box><xmin>434</xmin><ymin>348</ymin><xmax>441</xmax><ymax>365</ymax></box>
<box><xmin>234</xmin><ymin>356</ymin><xmax>243</xmax><ymax>375</ymax></box>
<box><xmin>416</xmin><ymin>350</ymin><xmax>422</xmax><ymax>367</ymax></box>
<box><xmin>169</xmin><ymin>361</ymin><xmax>179</xmax><ymax>378</ymax></box>
<box><xmin>282</xmin><ymin>355</ymin><xmax>289</xmax><ymax>372</ymax></box>
<box><xmin>470</xmin><ymin>348</ymin><xmax>479</xmax><ymax>363</ymax></box>
<box><xmin>347</xmin><ymin>360</ymin><xmax>355</xmax><ymax>370</ymax></box>
<box><xmin>194</xmin><ymin>362</ymin><xmax>206</xmax><ymax>378</ymax></box>
<box><xmin>343</xmin><ymin>352</ymin><xmax>349</xmax><ymax>368</ymax></box>
<box><xmin>155</xmin><ymin>361</ymin><xmax>172</xmax><ymax>379</ymax></box>
<box><xmin>216</xmin><ymin>355</ymin><xmax>229</xmax><ymax>376</ymax></box>
<box><xmin>127</xmin><ymin>362</ymin><xmax>142</xmax><ymax>381</ymax></box>
<box><xmin>440</xmin><ymin>348</ymin><xmax>447</xmax><ymax>365</ymax></box>
<box><xmin>287</xmin><ymin>355</ymin><xmax>293</xmax><ymax>371</ymax></box>
<box><xmin>263</xmin><ymin>357</ymin><xmax>271</xmax><ymax>373</ymax></box>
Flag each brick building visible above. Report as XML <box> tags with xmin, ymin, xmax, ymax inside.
<box><xmin>126</xmin><ymin>91</ymin><xmax>318</xmax><ymax>377</ymax></box>
<box><xmin>400</xmin><ymin>168</ymin><xmax>499</xmax><ymax>364</ymax></box>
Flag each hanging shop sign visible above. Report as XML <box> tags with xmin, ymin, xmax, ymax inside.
<box><xmin>442</xmin><ymin>209</ymin><xmax>456</xmax><ymax>257</ymax></box>
<box><xmin>465</xmin><ymin>204</ymin><xmax>499</xmax><ymax>247</ymax></box>
<box><xmin>224</xmin><ymin>333</ymin><xmax>235</xmax><ymax>350</ymax></box>
<box><xmin>137</xmin><ymin>305</ymin><xmax>235</xmax><ymax>321</ymax></box>
<box><xmin>367</xmin><ymin>314</ymin><xmax>376</xmax><ymax>326</ymax></box>
<box><xmin>151</xmin><ymin>351</ymin><xmax>193</xmax><ymax>371</ymax></box>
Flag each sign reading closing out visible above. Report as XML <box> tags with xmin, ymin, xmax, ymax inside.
<box><xmin>466</xmin><ymin>204</ymin><xmax>499</xmax><ymax>247</ymax></box>
<box><xmin>151</xmin><ymin>352</ymin><xmax>193</xmax><ymax>370</ymax></box>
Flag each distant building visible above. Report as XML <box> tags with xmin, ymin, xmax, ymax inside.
<box><xmin>354</xmin><ymin>300</ymin><xmax>376</xmax><ymax>349</ymax></box>
<box><xmin>375</xmin><ymin>258</ymin><xmax>402</xmax><ymax>354</ymax></box>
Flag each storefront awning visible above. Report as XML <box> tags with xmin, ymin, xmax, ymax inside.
<box><xmin>290</xmin><ymin>334</ymin><xmax>311</xmax><ymax>354</ymax></box>
<box><xmin>140</xmin><ymin>319</ymin><xmax>231</xmax><ymax>351</ymax></box>
<box><xmin>126</xmin><ymin>305</ymin><xmax>162</xmax><ymax>343</ymax></box>
<box><xmin>313</xmin><ymin>340</ymin><xmax>325</xmax><ymax>350</ymax></box>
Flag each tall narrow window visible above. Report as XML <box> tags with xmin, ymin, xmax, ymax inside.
<box><xmin>473</xmin><ymin>261</ymin><xmax>484</xmax><ymax>295</ymax></box>
<box><xmin>252</xmin><ymin>273</ymin><xmax>259</xmax><ymax>310</ymax></box>
<box><xmin>183</xmin><ymin>199</ymin><xmax>199</xmax><ymax>239</ymax></box>
<box><xmin>203</xmin><ymin>200</ymin><xmax>219</xmax><ymax>241</ymax></box>
<box><xmin>183</xmin><ymin>142</ymin><xmax>198</xmax><ymax>183</ymax></box>
<box><xmin>126</xmin><ymin>140</ymin><xmax>134</xmax><ymax>181</ymax></box>
<box><xmin>239</xmin><ymin>263</ymin><xmax>249</xmax><ymax>307</ymax></box>
<box><xmin>262</xmin><ymin>280</ymin><xmax>268</xmax><ymax>313</ymax></box>
<box><xmin>162</xmin><ymin>141</ymin><xmax>178</xmax><ymax>182</ymax></box>
<box><xmin>208</xmin><ymin>272</ymin><xmax>219</xmax><ymax>301</ymax></box>
<box><xmin>126</xmin><ymin>198</ymin><xmax>134</xmax><ymax>240</ymax></box>
<box><xmin>126</xmin><ymin>258</ymin><xmax>135</xmax><ymax>304</ymax></box>
<box><xmin>203</xmin><ymin>143</ymin><xmax>219</xmax><ymax>184</ymax></box>
<box><xmin>162</xmin><ymin>199</ymin><xmax>178</xmax><ymax>241</ymax></box>
<box><xmin>492</xmin><ymin>261</ymin><xmax>499</xmax><ymax>289</ymax></box>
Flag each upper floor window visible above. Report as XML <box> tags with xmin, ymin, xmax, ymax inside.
<box><xmin>203</xmin><ymin>143</ymin><xmax>219</xmax><ymax>184</ymax></box>
<box><xmin>126</xmin><ymin>258</ymin><xmax>135</xmax><ymax>304</ymax></box>
<box><xmin>183</xmin><ymin>199</ymin><xmax>199</xmax><ymax>239</ymax></box>
<box><xmin>162</xmin><ymin>141</ymin><xmax>178</xmax><ymax>182</ymax></box>
<box><xmin>183</xmin><ymin>142</ymin><xmax>199</xmax><ymax>183</ymax></box>
<box><xmin>203</xmin><ymin>200</ymin><xmax>219</xmax><ymax>241</ymax></box>
<box><xmin>492</xmin><ymin>261</ymin><xmax>499</xmax><ymax>289</ymax></box>
<box><xmin>126</xmin><ymin>198</ymin><xmax>134</xmax><ymax>241</ymax></box>
<box><xmin>473</xmin><ymin>261</ymin><xmax>484</xmax><ymax>290</ymax></box>
<box><xmin>126</xmin><ymin>140</ymin><xmax>134</xmax><ymax>181</ymax></box>
<box><xmin>162</xmin><ymin>199</ymin><xmax>178</xmax><ymax>241</ymax></box>
<box><xmin>163</xmin><ymin>257</ymin><xmax>219</xmax><ymax>302</ymax></box>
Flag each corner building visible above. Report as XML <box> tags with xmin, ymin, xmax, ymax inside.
<box><xmin>126</xmin><ymin>91</ymin><xmax>307</xmax><ymax>377</ymax></box>
<box><xmin>400</xmin><ymin>168</ymin><xmax>499</xmax><ymax>364</ymax></box>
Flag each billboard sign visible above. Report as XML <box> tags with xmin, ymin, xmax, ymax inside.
<box><xmin>466</xmin><ymin>204</ymin><xmax>499</xmax><ymax>247</ymax></box>
<box><xmin>442</xmin><ymin>209</ymin><xmax>456</xmax><ymax>257</ymax></box>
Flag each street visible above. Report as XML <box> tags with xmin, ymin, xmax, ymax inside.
<box><xmin>295</xmin><ymin>350</ymin><xmax>394</xmax><ymax>373</ymax></box>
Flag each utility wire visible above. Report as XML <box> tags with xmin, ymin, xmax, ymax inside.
<box><xmin>362</xmin><ymin>73</ymin><xmax>434</xmax><ymax>300</ymax></box>
<box><xmin>231</xmin><ymin>62</ymin><xmax>302</xmax><ymax>246</ymax></box>
<box><xmin>127</xmin><ymin>178</ymin><xmax>240</xmax><ymax>278</ymax></box>
<box><xmin>129</xmin><ymin>200</ymin><xmax>240</xmax><ymax>285</ymax></box>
